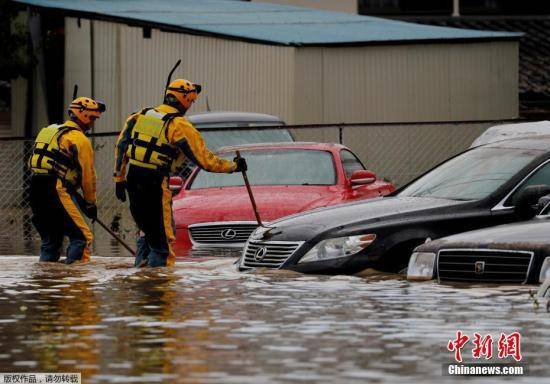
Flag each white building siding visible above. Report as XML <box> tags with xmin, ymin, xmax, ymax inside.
<box><xmin>294</xmin><ymin>41</ymin><xmax>518</xmax><ymax>124</ymax></box>
<box><xmin>64</xmin><ymin>18</ymin><xmax>518</xmax><ymax>131</ymax></box>
<box><xmin>64</xmin><ymin>18</ymin><xmax>295</xmax><ymax>132</ymax></box>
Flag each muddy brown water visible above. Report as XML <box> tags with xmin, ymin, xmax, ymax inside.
<box><xmin>0</xmin><ymin>255</ymin><xmax>549</xmax><ymax>383</ymax></box>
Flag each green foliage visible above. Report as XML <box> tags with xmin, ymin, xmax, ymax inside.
<box><xmin>0</xmin><ymin>0</ymin><xmax>37</xmax><ymax>79</ymax></box>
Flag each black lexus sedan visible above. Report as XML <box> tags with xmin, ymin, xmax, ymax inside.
<box><xmin>238</xmin><ymin>135</ymin><xmax>550</xmax><ymax>274</ymax></box>
<box><xmin>407</xmin><ymin>213</ymin><xmax>550</xmax><ymax>284</ymax></box>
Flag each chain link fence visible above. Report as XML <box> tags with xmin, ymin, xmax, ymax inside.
<box><xmin>0</xmin><ymin>120</ymin><xmax>504</xmax><ymax>256</ymax></box>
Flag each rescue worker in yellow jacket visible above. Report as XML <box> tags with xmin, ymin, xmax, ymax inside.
<box><xmin>28</xmin><ymin>97</ymin><xmax>105</xmax><ymax>264</ymax></box>
<box><xmin>114</xmin><ymin>79</ymin><xmax>247</xmax><ymax>267</ymax></box>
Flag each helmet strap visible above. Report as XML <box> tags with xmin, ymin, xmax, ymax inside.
<box><xmin>164</xmin><ymin>94</ymin><xmax>188</xmax><ymax>115</ymax></box>
<box><xmin>69</xmin><ymin>112</ymin><xmax>91</xmax><ymax>131</ymax></box>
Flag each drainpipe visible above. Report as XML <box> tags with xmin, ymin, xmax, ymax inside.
<box><xmin>452</xmin><ymin>0</ymin><xmax>460</xmax><ymax>17</ymax></box>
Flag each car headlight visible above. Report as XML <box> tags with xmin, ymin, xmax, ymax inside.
<box><xmin>407</xmin><ymin>252</ymin><xmax>436</xmax><ymax>281</ymax></box>
<box><xmin>539</xmin><ymin>257</ymin><xmax>550</xmax><ymax>283</ymax></box>
<box><xmin>298</xmin><ymin>234</ymin><xmax>376</xmax><ymax>264</ymax></box>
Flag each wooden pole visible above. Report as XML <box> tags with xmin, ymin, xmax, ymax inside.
<box><xmin>236</xmin><ymin>150</ymin><xmax>263</xmax><ymax>227</ymax></box>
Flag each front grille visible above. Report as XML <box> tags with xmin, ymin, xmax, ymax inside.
<box><xmin>241</xmin><ymin>241</ymin><xmax>302</xmax><ymax>269</ymax></box>
<box><xmin>437</xmin><ymin>249</ymin><xmax>533</xmax><ymax>283</ymax></box>
<box><xmin>189</xmin><ymin>222</ymin><xmax>259</xmax><ymax>245</ymax></box>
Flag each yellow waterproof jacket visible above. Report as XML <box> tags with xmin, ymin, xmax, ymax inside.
<box><xmin>114</xmin><ymin>104</ymin><xmax>236</xmax><ymax>182</ymax></box>
<box><xmin>29</xmin><ymin>120</ymin><xmax>97</xmax><ymax>203</ymax></box>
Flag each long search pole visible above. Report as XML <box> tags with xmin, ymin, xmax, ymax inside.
<box><xmin>95</xmin><ymin>217</ymin><xmax>136</xmax><ymax>256</ymax></box>
<box><xmin>72</xmin><ymin>191</ymin><xmax>136</xmax><ymax>256</ymax></box>
<box><xmin>236</xmin><ymin>150</ymin><xmax>263</xmax><ymax>227</ymax></box>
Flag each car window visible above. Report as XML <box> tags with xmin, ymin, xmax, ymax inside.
<box><xmin>506</xmin><ymin>161</ymin><xmax>550</xmax><ymax>206</ymax></box>
<box><xmin>190</xmin><ymin>149</ymin><xmax>336</xmax><ymax>189</ymax></box>
<box><xmin>398</xmin><ymin>147</ymin><xmax>541</xmax><ymax>201</ymax></box>
<box><xmin>340</xmin><ymin>149</ymin><xmax>366</xmax><ymax>179</ymax></box>
<box><xmin>201</xmin><ymin>129</ymin><xmax>293</xmax><ymax>151</ymax></box>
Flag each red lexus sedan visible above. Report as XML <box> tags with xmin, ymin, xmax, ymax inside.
<box><xmin>172</xmin><ymin>142</ymin><xmax>395</xmax><ymax>253</ymax></box>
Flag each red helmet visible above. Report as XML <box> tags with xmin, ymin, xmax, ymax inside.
<box><xmin>68</xmin><ymin>97</ymin><xmax>106</xmax><ymax>126</ymax></box>
<box><xmin>165</xmin><ymin>79</ymin><xmax>202</xmax><ymax>111</ymax></box>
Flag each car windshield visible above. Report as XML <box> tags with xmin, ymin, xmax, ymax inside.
<box><xmin>189</xmin><ymin>149</ymin><xmax>336</xmax><ymax>189</ymax></box>
<box><xmin>201</xmin><ymin>129</ymin><xmax>293</xmax><ymax>151</ymax></box>
<box><xmin>398</xmin><ymin>147</ymin><xmax>540</xmax><ymax>201</ymax></box>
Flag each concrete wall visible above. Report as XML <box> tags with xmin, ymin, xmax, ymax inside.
<box><xmin>294</xmin><ymin>41</ymin><xmax>519</xmax><ymax>124</ymax></box>
<box><xmin>253</xmin><ymin>0</ymin><xmax>358</xmax><ymax>13</ymax></box>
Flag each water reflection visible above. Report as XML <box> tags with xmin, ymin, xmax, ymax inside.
<box><xmin>0</xmin><ymin>256</ymin><xmax>548</xmax><ymax>383</ymax></box>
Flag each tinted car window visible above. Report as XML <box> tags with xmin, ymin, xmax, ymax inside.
<box><xmin>340</xmin><ymin>149</ymin><xmax>366</xmax><ymax>179</ymax></box>
<box><xmin>201</xmin><ymin>129</ymin><xmax>293</xmax><ymax>151</ymax></box>
<box><xmin>190</xmin><ymin>150</ymin><xmax>336</xmax><ymax>189</ymax></box>
<box><xmin>507</xmin><ymin>160</ymin><xmax>550</xmax><ymax>206</ymax></box>
<box><xmin>399</xmin><ymin>147</ymin><xmax>540</xmax><ymax>201</ymax></box>
<box><xmin>175</xmin><ymin>129</ymin><xmax>294</xmax><ymax>178</ymax></box>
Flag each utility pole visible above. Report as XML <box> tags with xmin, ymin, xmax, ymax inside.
<box><xmin>452</xmin><ymin>0</ymin><xmax>460</xmax><ymax>17</ymax></box>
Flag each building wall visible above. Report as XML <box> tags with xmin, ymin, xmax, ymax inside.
<box><xmin>253</xmin><ymin>0</ymin><xmax>358</xmax><ymax>13</ymax></box>
<box><xmin>294</xmin><ymin>41</ymin><xmax>519</xmax><ymax>124</ymax></box>
<box><xmin>6</xmin><ymin>11</ymin><xmax>49</xmax><ymax>138</ymax></box>
<box><xmin>64</xmin><ymin>18</ymin><xmax>295</xmax><ymax>133</ymax></box>
<box><xmin>65</xmin><ymin>17</ymin><xmax>518</xmax><ymax>130</ymax></box>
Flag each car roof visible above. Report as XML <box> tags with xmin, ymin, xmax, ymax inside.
<box><xmin>471</xmin><ymin>121</ymin><xmax>550</xmax><ymax>147</ymax></box>
<box><xmin>187</xmin><ymin>111</ymin><xmax>285</xmax><ymax>126</ymax></box>
<box><xmin>481</xmin><ymin>134</ymin><xmax>550</xmax><ymax>151</ymax></box>
<box><xmin>217</xmin><ymin>142</ymin><xmax>346</xmax><ymax>152</ymax></box>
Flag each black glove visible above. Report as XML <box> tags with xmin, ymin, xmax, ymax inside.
<box><xmin>83</xmin><ymin>203</ymin><xmax>98</xmax><ymax>221</ymax></box>
<box><xmin>233</xmin><ymin>156</ymin><xmax>248</xmax><ymax>173</ymax></box>
<box><xmin>115</xmin><ymin>181</ymin><xmax>127</xmax><ymax>202</ymax></box>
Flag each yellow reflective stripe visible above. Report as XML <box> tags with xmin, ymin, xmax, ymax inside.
<box><xmin>31</xmin><ymin>125</ymin><xmax>77</xmax><ymax>181</ymax></box>
<box><xmin>128</xmin><ymin>158</ymin><xmax>159</xmax><ymax>170</ymax></box>
<box><xmin>31</xmin><ymin>168</ymin><xmax>50</xmax><ymax>174</ymax></box>
<box><xmin>134</xmin><ymin>113</ymin><xmax>165</xmax><ymax>138</ymax></box>
<box><xmin>126</xmin><ymin>109</ymin><xmax>176</xmax><ymax>170</ymax></box>
<box><xmin>161</xmin><ymin>178</ymin><xmax>175</xmax><ymax>266</ymax></box>
<box><xmin>56</xmin><ymin>179</ymin><xmax>92</xmax><ymax>262</ymax></box>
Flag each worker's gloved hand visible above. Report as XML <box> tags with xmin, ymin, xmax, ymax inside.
<box><xmin>115</xmin><ymin>181</ymin><xmax>127</xmax><ymax>202</ymax></box>
<box><xmin>233</xmin><ymin>157</ymin><xmax>247</xmax><ymax>173</ymax></box>
<box><xmin>83</xmin><ymin>203</ymin><xmax>98</xmax><ymax>221</ymax></box>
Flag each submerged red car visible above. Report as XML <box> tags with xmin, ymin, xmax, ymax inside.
<box><xmin>172</xmin><ymin>142</ymin><xmax>395</xmax><ymax>253</ymax></box>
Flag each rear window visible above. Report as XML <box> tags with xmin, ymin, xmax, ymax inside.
<box><xmin>398</xmin><ymin>147</ymin><xmax>540</xmax><ymax>201</ymax></box>
<box><xmin>201</xmin><ymin>129</ymin><xmax>293</xmax><ymax>151</ymax></box>
<box><xmin>190</xmin><ymin>149</ymin><xmax>336</xmax><ymax>189</ymax></box>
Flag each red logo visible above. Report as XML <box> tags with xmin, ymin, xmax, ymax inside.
<box><xmin>447</xmin><ymin>331</ymin><xmax>470</xmax><ymax>362</ymax></box>
<box><xmin>448</xmin><ymin>331</ymin><xmax>522</xmax><ymax>362</ymax></box>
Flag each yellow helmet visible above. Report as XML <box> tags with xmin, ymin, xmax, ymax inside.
<box><xmin>68</xmin><ymin>97</ymin><xmax>106</xmax><ymax>126</ymax></box>
<box><xmin>165</xmin><ymin>79</ymin><xmax>202</xmax><ymax>111</ymax></box>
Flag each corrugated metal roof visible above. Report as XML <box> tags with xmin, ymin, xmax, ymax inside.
<box><xmin>13</xmin><ymin>0</ymin><xmax>521</xmax><ymax>46</ymax></box>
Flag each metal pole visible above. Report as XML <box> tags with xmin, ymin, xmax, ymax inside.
<box><xmin>236</xmin><ymin>150</ymin><xmax>263</xmax><ymax>227</ymax></box>
<box><xmin>452</xmin><ymin>0</ymin><xmax>460</xmax><ymax>17</ymax></box>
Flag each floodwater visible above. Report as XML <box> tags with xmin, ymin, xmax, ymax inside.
<box><xmin>0</xmin><ymin>255</ymin><xmax>549</xmax><ymax>384</ymax></box>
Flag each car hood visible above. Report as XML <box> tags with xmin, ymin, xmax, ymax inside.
<box><xmin>418</xmin><ymin>217</ymin><xmax>550</xmax><ymax>252</ymax></box>
<box><xmin>173</xmin><ymin>185</ymin><xmax>342</xmax><ymax>225</ymax></box>
<box><xmin>261</xmin><ymin>196</ymin><xmax>465</xmax><ymax>241</ymax></box>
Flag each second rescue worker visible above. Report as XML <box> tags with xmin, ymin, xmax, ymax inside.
<box><xmin>28</xmin><ymin>97</ymin><xmax>105</xmax><ymax>264</ymax></box>
<box><xmin>114</xmin><ymin>79</ymin><xmax>247</xmax><ymax>267</ymax></box>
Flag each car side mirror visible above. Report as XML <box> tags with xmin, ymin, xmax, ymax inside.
<box><xmin>514</xmin><ymin>185</ymin><xmax>550</xmax><ymax>220</ymax></box>
<box><xmin>350</xmin><ymin>170</ymin><xmax>376</xmax><ymax>186</ymax></box>
<box><xmin>169</xmin><ymin>176</ymin><xmax>184</xmax><ymax>195</ymax></box>
<box><xmin>536</xmin><ymin>193</ymin><xmax>550</xmax><ymax>215</ymax></box>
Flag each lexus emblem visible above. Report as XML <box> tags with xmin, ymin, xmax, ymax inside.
<box><xmin>254</xmin><ymin>247</ymin><xmax>267</xmax><ymax>261</ymax></box>
<box><xmin>474</xmin><ymin>261</ymin><xmax>485</xmax><ymax>275</ymax></box>
<box><xmin>221</xmin><ymin>229</ymin><xmax>237</xmax><ymax>240</ymax></box>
